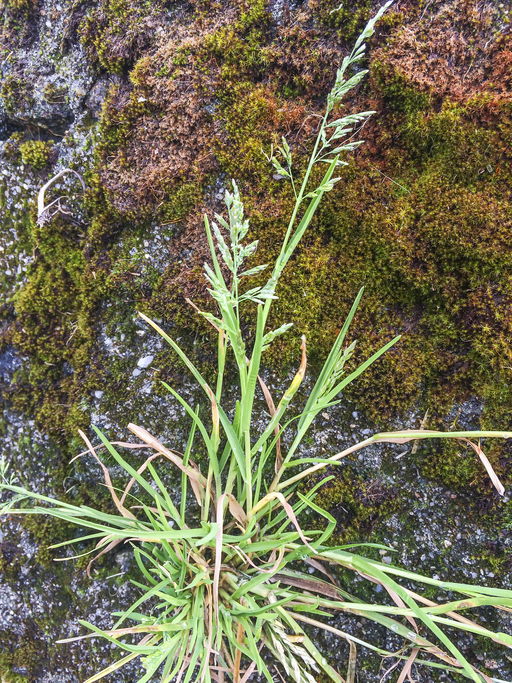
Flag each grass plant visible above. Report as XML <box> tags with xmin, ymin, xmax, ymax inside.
<box><xmin>2</xmin><ymin>3</ymin><xmax>512</xmax><ymax>682</ymax></box>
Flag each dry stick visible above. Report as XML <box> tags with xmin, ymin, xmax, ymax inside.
<box><xmin>396</xmin><ymin>648</ymin><xmax>419</xmax><ymax>683</ymax></box>
<box><xmin>346</xmin><ymin>640</ymin><xmax>357</xmax><ymax>683</ymax></box>
<box><xmin>411</xmin><ymin>409</ymin><xmax>428</xmax><ymax>455</ymax></box>
<box><xmin>78</xmin><ymin>430</ymin><xmax>136</xmax><ymax>520</ymax></box>
<box><xmin>37</xmin><ymin>168</ymin><xmax>85</xmax><ymax>224</ymax></box>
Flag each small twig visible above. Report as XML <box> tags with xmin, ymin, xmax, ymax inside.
<box><xmin>369</xmin><ymin>164</ymin><xmax>410</xmax><ymax>194</ymax></box>
<box><xmin>37</xmin><ymin>168</ymin><xmax>86</xmax><ymax>226</ymax></box>
<box><xmin>411</xmin><ymin>409</ymin><xmax>429</xmax><ymax>455</ymax></box>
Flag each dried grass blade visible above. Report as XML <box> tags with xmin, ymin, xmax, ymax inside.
<box><xmin>257</xmin><ymin>375</ymin><xmax>282</xmax><ymax>473</ymax></box>
<box><xmin>127</xmin><ymin>424</ymin><xmax>206</xmax><ymax>489</ymax></box>
<box><xmin>214</xmin><ymin>494</ymin><xmax>227</xmax><ymax>645</ymax></box>
<box><xmin>273</xmin><ymin>572</ymin><xmax>340</xmax><ymax>599</ymax></box>
<box><xmin>86</xmin><ymin>537</ymin><xmax>123</xmax><ymax>578</ymax></box>
<box><xmin>458</xmin><ymin>437</ymin><xmax>504</xmax><ymax>495</ymax></box>
<box><xmin>347</xmin><ymin>640</ymin><xmax>357</xmax><ymax>683</ymax></box>
<box><xmin>206</xmin><ymin>384</ymin><xmax>221</xmax><ymax>453</ymax></box>
<box><xmin>234</xmin><ymin>609</ymin><xmax>245</xmax><ymax>683</ymax></box>
<box><xmin>250</xmin><ymin>492</ymin><xmax>314</xmax><ymax>552</ymax></box>
<box><xmin>232</xmin><ymin>545</ymin><xmax>285</xmax><ymax>574</ymax></box>
<box><xmin>411</xmin><ymin>410</ymin><xmax>428</xmax><ymax>455</ymax></box>
<box><xmin>69</xmin><ymin>441</ymin><xmax>155</xmax><ymax>463</ymax></box>
<box><xmin>202</xmin><ymin>583</ymin><xmax>214</xmax><ymax>683</ymax></box>
<box><xmin>239</xmin><ymin>660</ymin><xmax>258</xmax><ymax>683</ymax></box>
<box><xmin>226</xmin><ymin>493</ymin><xmax>247</xmax><ymax>527</ymax></box>
<box><xmin>304</xmin><ymin>557</ymin><xmax>338</xmax><ymax>585</ymax></box>
<box><xmin>78</xmin><ymin>430</ymin><xmax>136</xmax><ymax>520</ymax></box>
<box><xmin>396</xmin><ymin>649</ymin><xmax>419</xmax><ymax>683</ymax></box>
<box><xmin>120</xmin><ymin>453</ymin><xmax>161</xmax><ymax>505</ymax></box>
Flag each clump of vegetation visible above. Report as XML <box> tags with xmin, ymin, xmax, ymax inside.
<box><xmin>2</xmin><ymin>7</ymin><xmax>512</xmax><ymax>682</ymax></box>
<box><xmin>0</xmin><ymin>76</ymin><xmax>33</xmax><ymax>115</ymax></box>
<box><xmin>19</xmin><ymin>140</ymin><xmax>53</xmax><ymax>170</ymax></box>
<box><xmin>0</xmin><ymin>0</ymin><xmax>35</xmax><ymax>13</ymax></box>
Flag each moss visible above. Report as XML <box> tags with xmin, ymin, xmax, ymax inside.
<box><xmin>372</xmin><ymin>58</ymin><xmax>432</xmax><ymax>114</ymax></box>
<box><xmin>0</xmin><ymin>658</ymin><xmax>29</xmax><ymax>683</ymax></box>
<box><xmin>19</xmin><ymin>140</ymin><xmax>53</xmax><ymax>170</ymax></box>
<box><xmin>42</xmin><ymin>81</ymin><xmax>67</xmax><ymax>104</ymax></box>
<box><xmin>310</xmin><ymin>0</ymin><xmax>373</xmax><ymax>41</ymax></box>
<box><xmin>0</xmin><ymin>76</ymin><xmax>33</xmax><ymax>115</ymax></box>
<box><xmin>1</xmin><ymin>0</ymin><xmax>34</xmax><ymax>11</ymax></box>
<box><xmin>303</xmin><ymin>465</ymin><xmax>402</xmax><ymax>544</ymax></box>
<box><xmin>78</xmin><ymin>0</ymin><xmax>170</xmax><ymax>73</ymax></box>
<box><xmin>2</xmin><ymin>132</ymin><xmax>24</xmax><ymax>161</ymax></box>
<box><xmin>3</xmin><ymin>0</ymin><xmax>512</xmax><ymax>520</ymax></box>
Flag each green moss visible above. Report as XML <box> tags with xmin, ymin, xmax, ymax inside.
<box><xmin>0</xmin><ymin>76</ymin><xmax>33</xmax><ymax>115</ymax></box>
<box><xmin>0</xmin><ymin>658</ymin><xmax>29</xmax><ymax>683</ymax></box>
<box><xmin>42</xmin><ymin>81</ymin><xmax>67</xmax><ymax>104</ymax></box>
<box><xmin>303</xmin><ymin>466</ymin><xmax>402</xmax><ymax>543</ymax></box>
<box><xmin>310</xmin><ymin>0</ymin><xmax>373</xmax><ymax>41</ymax></box>
<box><xmin>2</xmin><ymin>132</ymin><xmax>24</xmax><ymax>161</ymax></box>
<box><xmin>19</xmin><ymin>140</ymin><xmax>53</xmax><ymax>170</ymax></box>
<box><xmin>372</xmin><ymin>58</ymin><xmax>432</xmax><ymax>114</ymax></box>
<box><xmin>79</xmin><ymin>0</ymin><xmax>168</xmax><ymax>73</ymax></box>
<box><xmin>0</xmin><ymin>0</ymin><xmax>35</xmax><ymax>14</ymax></box>
<box><xmin>4</xmin><ymin>0</ymin><xmax>512</xmax><ymax>516</ymax></box>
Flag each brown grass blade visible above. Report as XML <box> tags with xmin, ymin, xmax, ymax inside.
<box><xmin>457</xmin><ymin>437</ymin><xmax>504</xmax><ymax>495</ymax></box>
<box><xmin>250</xmin><ymin>492</ymin><xmax>314</xmax><ymax>552</ymax></box>
<box><xmin>213</xmin><ymin>494</ymin><xmax>227</xmax><ymax>644</ymax></box>
<box><xmin>257</xmin><ymin>375</ymin><xmax>282</xmax><ymax>473</ymax></box>
<box><xmin>232</xmin><ymin>545</ymin><xmax>285</xmax><ymax>574</ymax></box>
<box><xmin>86</xmin><ymin>537</ymin><xmax>123</xmax><ymax>578</ymax></box>
<box><xmin>234</xmin><ymin>600</ymin><xmax>245</xmax><ymax>683</ymax></box>
<box><xmin>396</xmin><ymin>649</ymin><xmax>418</xmax><ymax>683</ymax></box>
<box><xmin>127</xmin><ymin>424</ymin><xmax>207</xmax><ymax>492</ymax></box>
<box><xmin>206</xmin><ymin>384</ymin><xmax>220</xmax><ymax>449</ymax></box>
<box><xmin>347</xmin><ymin>640</ymin><xmax>357</xmax><ymax>683</ymax></box>
<box><xmin>272</xmin><ymin>573</ymin><xmax>340</xmax><ymax>599</ymax></box>
<box><xmin>78</xmin><ymin>430</ymin><xmax>136</xmax><ymax>520</ymax></box>
<box><xmin>304</xmin><ymin>557</ymin><xmax>339</xmax><ymax>585</ymax></box>
<box><xmin>202</xmin><ymin>583</ymin><xmax>214</xmax><ymax>683</ymax></box>
<box><xmin>226</xmin><ymin>493</ymin><xmax>247</xmax><ymax>528</ymax></box>
<box><xmin>70</xmin><ymin>441</ymin><xmax>166</xmax><ymax>464</ymax></box>
<box><xmin>120</xmin><ymin>453</ymin><xmax>161</xmax><ymax>505</ymax></box>
<box><xmin>239</xmin><ymin>639</ymin><xmax>265</xmax><ymax>683</ymax></box>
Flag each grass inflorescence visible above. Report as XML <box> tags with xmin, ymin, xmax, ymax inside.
<box><xmin>2</xmin><ymin>4</ymin><xmax>512</xmax><ymax>682</ymax></box>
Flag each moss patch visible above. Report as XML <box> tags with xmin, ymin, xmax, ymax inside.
<box><xmin>2</xmin><ymin>0</ymin><xmax>512</xmax><ymax>513</ymax></box>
